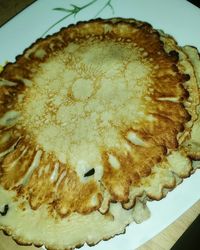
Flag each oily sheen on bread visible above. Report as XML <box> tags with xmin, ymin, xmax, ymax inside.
<box><xmin>0</xmin><ymin>18</ymin><xmax>199</xmax><ymax>250</ymax></box>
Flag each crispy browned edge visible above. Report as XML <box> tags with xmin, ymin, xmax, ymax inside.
<box><xmin>0</xmin><ymin>17</ymin><xmax>199</xmax><ymax>250</ymax></box>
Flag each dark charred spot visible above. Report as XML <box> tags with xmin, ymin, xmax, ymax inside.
<box><xmin>84</xmin><ymin>168</ymin><xmax>95</xmax><ymax>177</ymax></box>
<box><xmin>139</xmin><ymin>22</ymin><xmax>152</xmax><ymax>31</ymax></box>
<box><xmin>0</xmin><ymin>204</ymin><xmax>9</xmax><ymax>216</ymax></box>
<box><xmin>183</xmin><ymin>88</ymin><xmax>190</xmax><ymax>99</ymax></box>
<box><xmin>169</xmin><ymin>50</ymin><xmax>179</xmax><ymax>62</ymax></box>
<box><xmin>171</xmin><ymin>64</ymin><xmax>179</xmax><ymax>73</ymax></box>
<box><xmin>178</xmin><ymin>123</ymin><xmax>185</xmax><ymax>132</ymax></box>
<box><xmin>183</xmin><ymin>73</ymin><xmax>190</xmax><ymax>81</ymax></box>
<box><xmin>186</xmin><ymin>112</ymin><xmax>192</xmax><ymax>122</ymax></box>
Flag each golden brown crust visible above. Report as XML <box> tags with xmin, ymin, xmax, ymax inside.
<box><xmin>0</xmin><ymin>18</ymin><xmax>192</xmax><ymax>216</ymax></box>
<box><xmin>0</xmin><ymin>17</ymin><xmax>199</xmax><ymax>250</ymax></box>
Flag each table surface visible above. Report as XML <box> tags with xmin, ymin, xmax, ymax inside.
<box><xmin>0</xmin><ymin>0</ymin><xmax>200</xmax><ymax>250</ymax></box>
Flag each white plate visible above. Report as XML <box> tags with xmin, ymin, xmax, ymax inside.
<box><xmin>0</xmin><ymin>1</ymin><xmax>200</xmax><ymax>250</ymax></box>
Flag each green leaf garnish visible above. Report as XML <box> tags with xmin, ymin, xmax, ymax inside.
<box><xmin>42</xmin><ymin>0</ymin><xmax>114</xmax><ymax>37</ymax></box>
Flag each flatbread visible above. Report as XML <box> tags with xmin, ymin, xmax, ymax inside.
<box><xmin>0</xmin><ymin>18</ymin><xmax>199</xmax><ymax>250</ymax></box>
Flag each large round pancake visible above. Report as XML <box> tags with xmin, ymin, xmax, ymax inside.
<box><xmin>0</xmin><ymin>18</ymin><xmax>199</xmax><ymax>250</ymax></box>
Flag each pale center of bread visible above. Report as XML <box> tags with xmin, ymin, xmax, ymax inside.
<box><xmin>16</xmin><ymin>39</ymin><xmax>152</xmax><ymax>167</ymax></box>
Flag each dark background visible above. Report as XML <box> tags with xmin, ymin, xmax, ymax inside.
<box><xmin>188</xmin><ymin>0</ymin><xmax>200</xmax><ymax>8</ymax></box>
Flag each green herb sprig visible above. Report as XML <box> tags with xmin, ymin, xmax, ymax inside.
<box><xmin>42</xmin><ymin>0</ymin><xmax>114</xmax><ymax>37</ymax></box>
